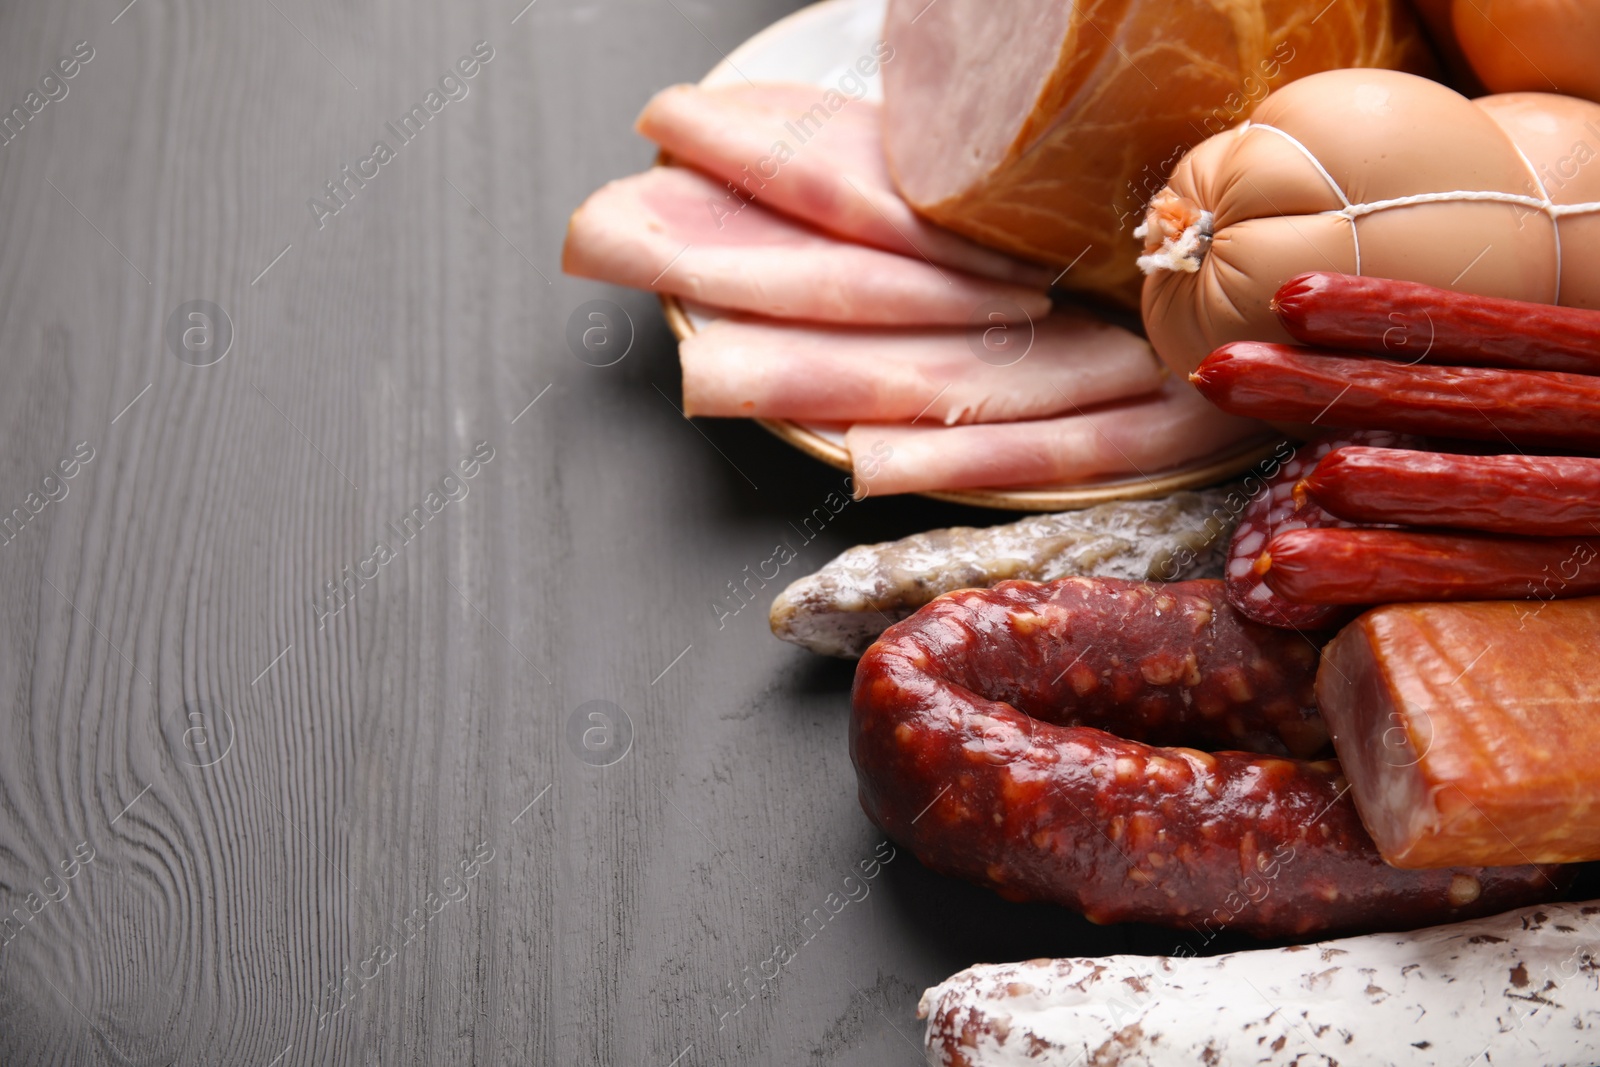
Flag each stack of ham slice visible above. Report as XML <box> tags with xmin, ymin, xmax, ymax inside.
<box><xmin>561</xmin><ymin>82</ymin><xmax>1270</xmax><ymax>496</ymax></box>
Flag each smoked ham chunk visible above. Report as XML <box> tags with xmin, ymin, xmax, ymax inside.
<box><xmin>561</xmin><ymin>167</ymin><xmax>1050</xmax><ymax>326</ymax></box>
<box><xmin>881</xmin><ymin>0</ymin><xmax>1432</xmax><ymax>305</ymax></box>
<box><xmin>1318</xmin><ymin>598</ymin><xmax>1600</xmax><ymax>868</ymax></box>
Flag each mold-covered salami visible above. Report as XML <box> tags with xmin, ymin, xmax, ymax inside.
<box><xmin>1224</xmin><ymin>430</ymin><xmax>1415</xmax><ymax>630</ymax></box>
<box><xmin>770</xmin><ymin>488</ymin><xmax>1240</xmax><ymax>658</ymax></box>
<box><xmin>851</xmin><ymin>577</ymin><xmax>1567</xmax><ymax>937</ymax></box>
<box><xmin>920</xmin><ymin>901</ymin><xmax>1600</xmax><ymax>1067</ymax></box>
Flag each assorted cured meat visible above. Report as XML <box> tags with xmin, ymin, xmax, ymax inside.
<box><xmin>851</xmin><ymin>577</ymin><xmax>1565</xmax><ymax>937</ymax></box>
<box><xmin>560</xmin><ymin>80</ymin><xmax>1271</xmax><ymax>494</ymax></box>
<box><xmin>1196</xmin><ymin>276</ymin><xmax>1600</xmax><ymax>620</ymax></box>
<box><xmin>1221</xmin><ymin>429</ymin><xmax>1415</xmax><ymax>631</ymax></box>
<box><xmin>1264</xmin><ymin>528</ymin><xmax>1600</xmax><ymax>605</ymax></box>
<box><xmin>1303</xmin><ymin>447</ymin><xmax>1600</xmax><ymax>535</ymax></box>
<box><xmin>1267</xmin><ymin>527</ymin><xmax>1600</xmax><ymax>604</ymax></box>
<box><xmin>831</xmin><ymin>255</ymin><xmax>1600</xmax><ymax>1054</ymax></box>
<box><xmin>1274</xmin><ymin>272</ymin><xmax>1600</xmax><ymax>373</ymax></box>
<box><xmin>570</xmin><ymin>5</ymin><xmax>1600</xmax><ymax>1049</ymax></box>
<box><xmin>1192</xmin><ymin>341</ymin><xmax>1600</xmax><ymax>448</ymax></box>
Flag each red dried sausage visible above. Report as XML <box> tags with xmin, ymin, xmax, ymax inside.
<box><xmin>1304</xmin><ymin>447</ymin><xmax>1600</xmax><ymax>536</ymax></box>
<box><xmin>893</xmin><ymin>576</ymin><xmax>1329</xmax><ymax>757</ymax></box>
<box><xmin>1224</xmin><ymin>431</ymin><xmax>1415</xmax><ymax>631</ymax></box>
<box><xmin>851</xmin><ymin>577</ymin><xmax>1565</xmax><ymax>937</ymax></box>
<box><xmin>1190</xmin><ymin>342</ymin><xmax>1600</xmax><ymax>449</ymax></box>
<box><xmin>1273</xmin><ymin>272</ymin><xmax>1600</xmax><ymax>374</ymax></box>
<box><xmin>1263</xmin><ymin>528</ymin><xmax>1600</xmax><ymax>604</ymax></box>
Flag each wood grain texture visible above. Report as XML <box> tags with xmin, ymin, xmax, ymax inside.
<box><xmin>0</xmin><ymin>2</ymin><xmax>1276</xmax><ymax>1064</ymax></box>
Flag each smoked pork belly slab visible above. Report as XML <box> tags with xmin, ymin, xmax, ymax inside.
<box><xmin>561</xmin><ymin>166</ymin><xmax>1050</xmax><ymax>326</ymax></box>
<box><xmin>678</xmin><ymin>309</ymin><xmax>1162</xmax><ymax>424</ymax></box>
<box><xmin>1318</xmin><ymin>597</ymin><xmax>1600</xmax><ymax>868</ymax></box>
<box><xmin>846</xmin><ymin>379</ymin><xmax>1269</xmax><ymax>496</ymax></box>
<box><xmin>635</xmin><ymin>83</ymin><xmax>1055</xmax><ymax>287</ymax></box>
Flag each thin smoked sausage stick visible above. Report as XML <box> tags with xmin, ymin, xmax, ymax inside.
<box><xmin>1190</xmin><ymin>342</ymin><xmax>1600</xmax><ymax>450</ymax></box>
<box><xmin>1273</xmin><ymin>272</ymin><xmax>1600</xmax><ymax>374</ymax></box>
<box><xmin>1302</xmin><ymin>447</ymin><xmax>1600</xmax><ymax>536</ymax></box>
<box><xmin>1222</xmin><ymin>430</ymin><xmax>1417</xmax><ymax>631</ymax></box>
<box><xmin>1262</xmin><ymin>528</ymin><xmax>1600</xmax><ymax>605</ymax></box>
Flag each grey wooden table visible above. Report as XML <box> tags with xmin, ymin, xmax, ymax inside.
<box><xmin>0</xmin><ymin>2</ymin><xmax>1258</xmax><ymax>1063</ymax></box>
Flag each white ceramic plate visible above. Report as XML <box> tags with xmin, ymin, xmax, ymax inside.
<box><xmin>658</xmin><ymin>0</ymin><xmax>1279</xmax><ymax>511</ymax></box>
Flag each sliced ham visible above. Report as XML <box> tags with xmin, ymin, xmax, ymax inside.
<box><xmin>561</xmin><ymin>166</ymin><xmax>1051</xmax><ymax>326</ymax></box>
<box><xmin>846</xmin><ymin>380</ymin><xmax>1269</xmax><ymax>496</ymax></box>
<box><xmin>635</xmin><ymin>83</ymin><xmax>1054</xmax><ymax>288</ymax></box>
<box><xmin>678</xmin><ymin>309</ymin><xmax>1162</xmax><ymax>424</ymax></box>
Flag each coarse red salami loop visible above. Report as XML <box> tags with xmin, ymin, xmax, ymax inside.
<box><xmin>1224</xmin><ymin>430</ymin><xmax>1416</xmax><ymax>630</ymax></box>
<box><xmin>851</xmin><ymin>578</ymin><xmax>1567</xmax><ymax>938</ymax></box>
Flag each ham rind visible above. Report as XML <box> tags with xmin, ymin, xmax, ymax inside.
<box><xmin>635</xmin><ymin>83</ymin><xmax>1055</xmax><ymax>287</ymax></box>
<box><xmin>561</xmin><ymin>167</ymin><xmax>1051</xmax><ymax>326</ymax></box>
<box><xmin>679</xmin><ymin>310</ymin><xmax>1162</xmax><ymax>424</ymax></box>
<box><xmin>846</xmin><ymin>380</ymin><xmax>1268</xmax><ymax>496</ymax></box>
